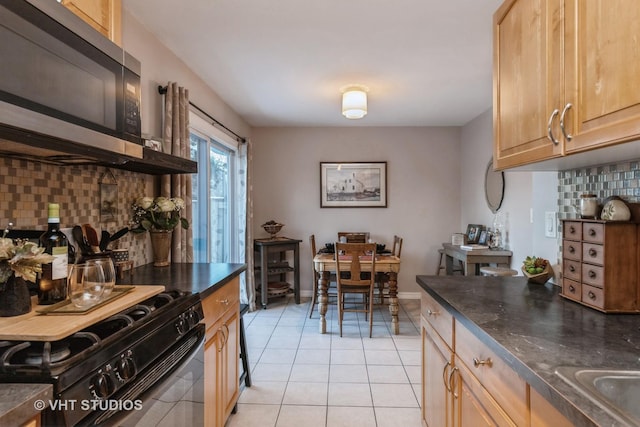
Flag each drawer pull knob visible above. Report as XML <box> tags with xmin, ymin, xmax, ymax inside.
<box><xmin>569</xmin><ymin>285</ymin><xmax>575</xmax><ymax>292</ymax></box>
<box><xmin>568</xmin><ymin>246</ymin><xmax>575</xmax><ymax>253</ymax></box>
<box><xmin>589</xmin><ymin>248</ymin><xmax>597</xmax><ymax>257</ymax></box>
<box><xmin>569</xmin><ymin>265</ymin><xmax>575</xmax><ymax>273</ymax></box>
<box><xmin>218</xmin><ymin>298</ymin><xmax>230</xmax><ymax>305</ymax></box>
<box><xmin>569</xmin><ymin>226</ymin><xmax>575</xmax><ymax>233</ymax></box>
<box><xmin>589</xmin><ymin>228</ymin><xmax>596</xmax><ymax>236</ymax></box>
<box><xmin>588</xmin><ymin>291</ymin><xmax>596</xmax><ymax>300</ymax></box>
<box><xmin>427</xmin><ymin>309</ymin><xmax>439</xmax><ymax>316</ymax></box>
<box><xmin>589</xmin><ymin>270</ymin><xmax>596</xmax><ymax>279</ymax></box>
<box><xmin>473</xmin><ymin>357</ymin><xmax>493</xmax><ymax>368</ymax></box>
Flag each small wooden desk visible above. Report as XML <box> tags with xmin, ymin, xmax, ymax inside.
<box><xmin>442</xmin><ymin>243</ymin><xmax>512</xmax><ymax>276</ymax></box>
<box><xmin>313</xmin><ymin>253</ymin><xmax>402</xmax><ymax>334</ymax></box>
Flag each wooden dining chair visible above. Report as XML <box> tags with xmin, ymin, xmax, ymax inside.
<box><xmin>308</xmin><ymin>234</ymin><xmax>336</xmax><ymax>318</ymax></box>
<box><xmin>376</xmin><ymin>235</ymin><xmax>403</xmax><ymax>304</ymax></box>
<box><xmin>334</xmin><ymin>242</ymin><xmax>377</xmax><ymax>338</ymax></box>
<box><xmin>337</xmin><ymin>232</ymin><xmax>370</xmax><ymax>243</ymax></box>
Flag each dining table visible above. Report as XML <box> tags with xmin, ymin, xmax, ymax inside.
<box><xmin>442</xmin><ymin>242</ymin><xmax>512</xmax><ymax>276</ymax></box>
<box><xmin>313</xmin><ymin>252</ymin><xmax>402</xmax><ymax>334</ymax></box>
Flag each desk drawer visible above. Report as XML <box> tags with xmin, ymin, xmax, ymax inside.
<box><xmin>421</xmin><ymin>292</ymin><xmax>453</xmax><ymax>350</ymax></box>
<box><xmin>562</xmin><ymin>240</ymin><xmax>581</xmax><ymax>261</ymax></box>
<box><xmin>582</xmin><ymin>243</ymin><xmax>604</xmax><ymax>266</ymax></box>
<box><xmin>562</xmin><ymin>279</ymin><xmax>581</xmax><ymax>302</ymax></box>
<box><xmin>563</xmin><ymin>259</ymin><xmax>581</xmax><ymax>282</ymax></box>
<box><xmin>583</xmin><ymin>223</ymin><xmax>604</xmax><ymax>244</ymax></box>
<box><xmin>563</xmin><ymin>221</ymin><xmax>582</xmax><ymax>240</ymax></box>
<box><xmin>582</xmin><ymin>284</ymin><xmax>605</xmax><ymax>309</ymax></box>
<box><xmin>581</xmin><ymin>263</ymin><xmax>604</xmax><ymax>288</ymax></box>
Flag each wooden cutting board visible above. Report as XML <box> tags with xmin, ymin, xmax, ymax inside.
<box><xmin>0</xmin><ymin>285</ymin><xmax>165</xmax><ymax>341</ymax></box>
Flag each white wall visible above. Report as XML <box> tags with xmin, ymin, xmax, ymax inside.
<box><xmin>121</xmin><ymin>10</ymin><xmax>251</xmax><ymax>141</ymax></box>
<box><xmin>460</xmin><ymin>109</ymin><xmax>560</xmax><ymax>280</ymax></box>
<box><xmin>252</xmin><ymin>126</ymin><xmax>462</xmax><ymax>297</ymax></box>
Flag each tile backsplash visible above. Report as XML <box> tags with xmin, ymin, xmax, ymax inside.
<box><xmin>0</xmin><ymin>157</ymin><xmax>157</xmax><ymax>266</ymax></box>
<box><xmin>558</xmin><ymin>159</ymin><xmax>640</xmax><ymax>221</ymax></box>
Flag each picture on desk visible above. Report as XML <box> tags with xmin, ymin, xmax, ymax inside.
<box><xmin>477</xmin><ymin>230</ymin><xmax>488</xmax><ymax>245</ymax></box>
<box><xmin>465</xmin><ymin>224</ymin><xmax>484</xmax><ymax>244</ymax></box>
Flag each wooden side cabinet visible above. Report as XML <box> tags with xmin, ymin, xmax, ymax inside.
<box><xmin>202</xmin><ymin>277</ymin><xmax>240</xmax><ymax>427</ymax></box>
<box><xmin>561</xmin><ymin>219</ymin><xmax>639</xmax><ymax>312</ymax></box>
<box><xmin>254</xmin><ymin>237</ymin><xmax>301</xmax><ymax>308</ymax></box>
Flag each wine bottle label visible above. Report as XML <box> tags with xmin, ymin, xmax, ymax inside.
<box><xmin>51</xmin><ymin>247</ymin><xmax>68</xmax><ymax>280</ymax></box>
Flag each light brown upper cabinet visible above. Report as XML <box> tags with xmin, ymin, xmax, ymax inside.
<box><xmin>61</xmin><ymin>0</ymin><xmax>122</xmax><ymax>45</ymax></box>
<box><xmin>493</xmin><ymin>0</ymin><xmax>640</xmax><ymax>170</ymax></box>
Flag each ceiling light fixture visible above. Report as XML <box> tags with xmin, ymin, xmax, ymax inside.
<box><xmin>341</xmin><ymin>86</ymin><xmax>368</xmax><ymax>119</ymax></box>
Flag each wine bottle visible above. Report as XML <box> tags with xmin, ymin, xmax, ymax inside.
<box><xmin>38</xmin><ymin>203</ymin><xmax>69</xmax><ymax>305</ymax></box>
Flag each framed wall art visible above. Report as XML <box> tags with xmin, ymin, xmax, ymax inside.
<box><xmin>320</xmin><ymin>162</ymin><xmax>387</xmax><ymax>208</ymax></box>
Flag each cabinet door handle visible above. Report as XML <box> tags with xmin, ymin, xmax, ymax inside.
<box><xmin>547</xmin><ymin>109</ymin><xmax>560</xmax><ymax>145</ymax></box>
<box><xmin>218</xmin><ymin>298</ymin><xmax>230</xmax><ymax>305</ymax></box>
<box><xmin>442</xmin><ymin>361</ymin><xmax>451</xmax><ymax>392</ymax></box>
<box><xmin>473</xmin><ymin>357</ymin><xmax>493</xmax><ymax>368</ymax></box>
<box><xmin>217</xmin><ymin>327</ymin><xmax>226</xmax><ymax>353</ymax></box>
<box><xmin>559</xmin><ymin>103</ymin><xmax>573</xmax><ymax>141</ymax></box>
<box><xmin>449</xmin><ymin>367</ymin><xmax>459</xmax><ymax>399</ymax></box>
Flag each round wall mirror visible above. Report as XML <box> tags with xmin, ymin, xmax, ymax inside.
<box><xmin>485</xmin><ymin>158</ymin><xmax>504</xmax><ymax>213</ymax></box>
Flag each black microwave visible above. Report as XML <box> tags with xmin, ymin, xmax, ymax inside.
<box><xmin>0</xmin><ymin>0</ymin><xmax>142</xmax><ymax>153</ymax></box>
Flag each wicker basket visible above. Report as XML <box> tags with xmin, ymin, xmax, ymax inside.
<box><xmin>521</xmin><ymin>264</ymin><xmax>553</xmax><ymax>284</ymax></box>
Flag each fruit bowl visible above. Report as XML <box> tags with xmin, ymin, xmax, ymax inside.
<box><xmin>261</xmin><ymin>220</ymin><xmax>284</xmax><ymax>239</ymax></box>
<box><xmin>521</xmin><ymin>264</ymin><xmax>553</xmax><ymax>284</ymax></box>
<box><xmin>522</xmin><ymin>256</ymin><xmax>552</xmax><ymax>284</ymax></box>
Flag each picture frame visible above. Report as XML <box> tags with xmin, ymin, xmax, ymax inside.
<box><xmin>320</xmin><ymin>162</ymin><xmax>387</xmax><ymax>208</ymax></box>
<box><xmin>477</xmin><ymin>230</ymin><xmax>488</xmax><ymax>245</ymax></box>
<box><xmin>465</xmin><ymin>224</ymin><xmax>483</xmax><ymax>244</ymax></box>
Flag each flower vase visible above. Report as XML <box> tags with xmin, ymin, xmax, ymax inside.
<box><xmin>150</xmin><ymin>230</ymin><xmax>172</xmax><ymax>267</ymax></box>
<box><xmin>0</xmin><ymin>274</ymin><xmax>32</xmax><ymax>317</ymax></box>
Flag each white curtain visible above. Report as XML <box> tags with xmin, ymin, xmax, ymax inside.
<box><xmin>239</xmin><ymin>138</ymin><xmax>255</xmax><ymax>310</ymax></box>
<box><xmin>161</xmin><ymin>82</ymin><xmax>193</xmax><ymax>262</ymax></box>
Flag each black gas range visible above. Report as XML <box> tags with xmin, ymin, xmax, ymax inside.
<box><xmin>0</xmin><ymin>289</ymin><xmax>204</xmax><ymax>427</ymax></box>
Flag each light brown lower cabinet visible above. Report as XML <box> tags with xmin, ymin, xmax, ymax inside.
<box><xmin>421</xmin><ymin>290</ymin><xmax>572</xmax><ymax>427</ymax></box>
<box><xmin>20</xmin><ymin>415</ymin><xmax>40</xmax><ymax>427</ymax></box>
<box><xmin>202</xmin><ymin>277</ymin><xmax>240</xmax><ymax>427</ymax></box>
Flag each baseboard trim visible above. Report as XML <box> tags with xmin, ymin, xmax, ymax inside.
<box><xmin>299</xmin><ymin>290</ymin><xmax>420</xmax><ymax>300</ymax></box>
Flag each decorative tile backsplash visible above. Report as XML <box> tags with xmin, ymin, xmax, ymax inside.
<box><xmin>0</xmin><ymin>157</ymin><xmax>157</xmax><ymax>266</ymax></box>
<box><xmin>558</xmin><ymin>159</ymin><xmax>640</xmax><ymax>221</ymax></box>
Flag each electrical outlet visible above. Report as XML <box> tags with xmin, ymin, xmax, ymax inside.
<box><xmin>545</xmin><ymin>212</ymin><xmax>556</xmax><ymax>238</ymax></box>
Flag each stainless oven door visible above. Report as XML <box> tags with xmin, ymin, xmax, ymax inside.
<box><xmin>92</xmin><ymin>325</ymin><xmax>205</xmax><ymax>427</ymax></box>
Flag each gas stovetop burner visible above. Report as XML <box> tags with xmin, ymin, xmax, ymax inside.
<box><xmin>24</xmin><ymin>342</ymin><xmax>72</xmax><ymax>365</ymax></box>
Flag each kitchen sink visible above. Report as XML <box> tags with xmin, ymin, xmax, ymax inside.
<box><xmin>556</xmin><ymin>367</ymin><xmax>640</xmax><ymax>426</ymax></box>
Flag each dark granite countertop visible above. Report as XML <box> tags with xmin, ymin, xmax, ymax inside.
<box><xmin>0</xmin><ymin>383</ymin><xmax>52</xmax><ymax>426</ymax></box>
<box><xmin>416</xmin><ymin>275</ymin><xmax>640</xmax><ymax>427</ymax></box>
<box><xmin>117</xmin><ymin>263</ymin><xmax>246</xmax><ymax>299</ymax></box>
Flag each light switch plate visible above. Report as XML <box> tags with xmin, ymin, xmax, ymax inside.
<box><xmin>545</xmin><ymin>212</ymin><xmax>556</xmax><ymax>238</ymax></box>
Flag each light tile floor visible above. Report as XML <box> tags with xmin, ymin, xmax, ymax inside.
<box><xmin>227</xmin><ymin>296</ymin><xmax>422</xmax><ymax>427</ymax></box>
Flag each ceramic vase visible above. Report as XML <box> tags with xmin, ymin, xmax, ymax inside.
<box><xmin>0</xmin><ymin>274</ymin><xmax>32</xmax><ymax>317</ymax></box>
<box><xmin>150</xmin><ymin>230</ymin><xmax>172</xmax><ymax>267</ymax></box>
